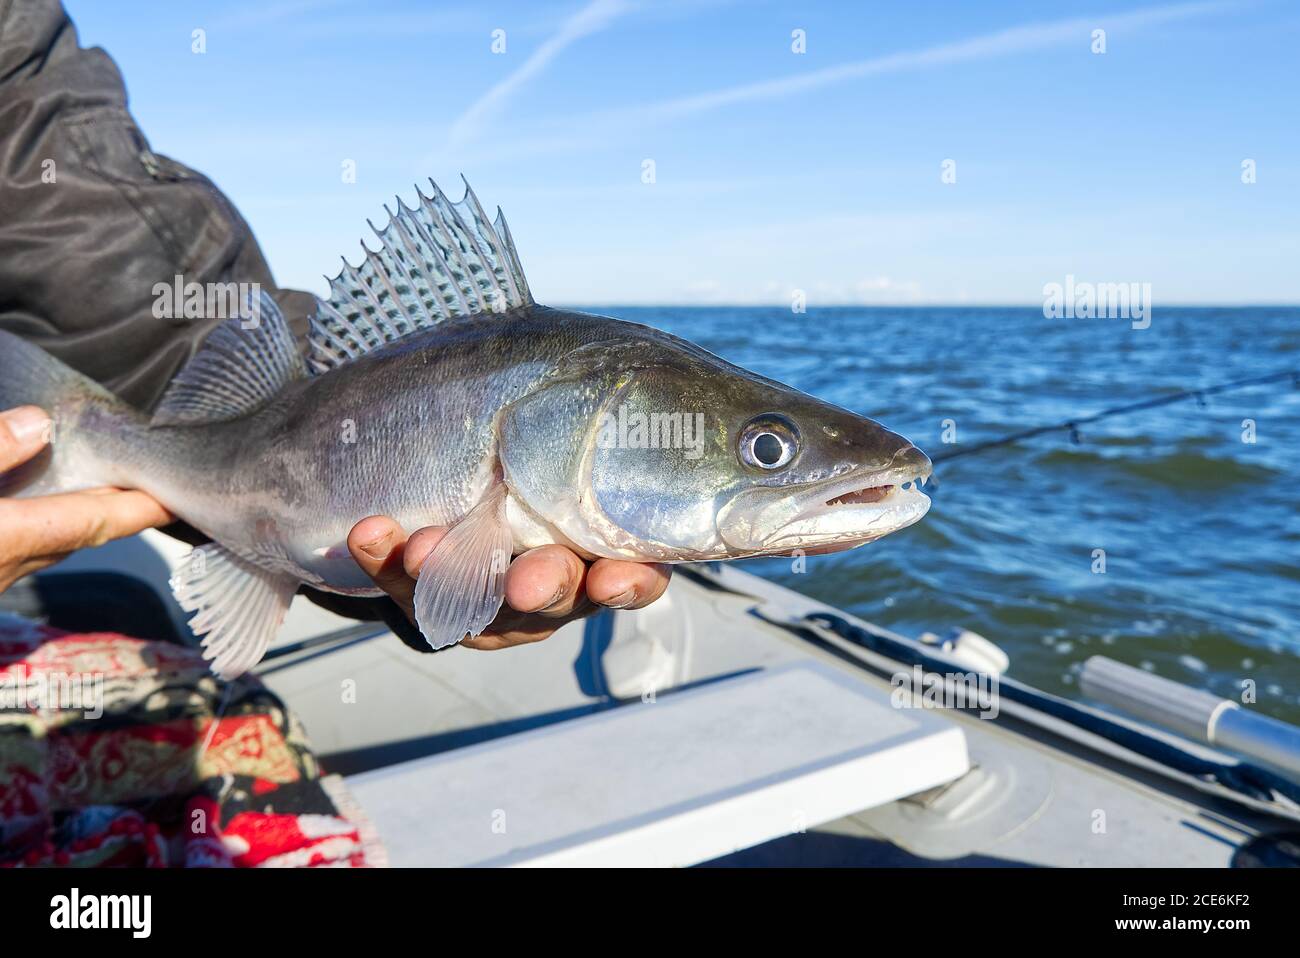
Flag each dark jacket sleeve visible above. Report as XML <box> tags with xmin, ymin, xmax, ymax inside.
<box><xmin>0</xmin><ymin>0</ymin><xmax>430</xmax><ymax>653</ymax></box>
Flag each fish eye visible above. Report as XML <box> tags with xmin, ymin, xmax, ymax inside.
<box><xmin>739</xmin><ymin>415</ymin><xmax>800</xmax><ymax>470</ymax></box>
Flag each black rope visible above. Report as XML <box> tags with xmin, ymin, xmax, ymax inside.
<box><xmin>932</xmin><ymin>368</ymin><xmax>1299</xmax><ymax>465</ymax></box>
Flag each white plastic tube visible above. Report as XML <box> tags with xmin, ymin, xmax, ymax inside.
<box><xmin>1080</xmin><ymin>655</ymin><xmax>1300</xmax><ymax>782</ymax></box>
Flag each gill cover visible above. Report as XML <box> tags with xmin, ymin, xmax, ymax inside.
<box><xmin>499</xmin><ymin>355</ymin><xmax>778</xmax><ymax>560</ymax></box>
<box><xmin>497</xmin><ymin>366</ymin><xmax>634</xmax><ymax>559</ymax></box>
<box><xmin>498</xmin><ymin>344</ymin><xmax>739</xmax><ymax>560</ymax></box>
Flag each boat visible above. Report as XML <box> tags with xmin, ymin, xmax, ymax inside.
<box><xmin>52</xmin><ymin>529</ymin><xmax>1300</xmax><ymax>867</ymax></box>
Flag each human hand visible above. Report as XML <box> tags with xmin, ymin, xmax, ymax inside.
<box><xmin>0</xmin><ymin>406</ymin><xmax>173</xmax><ymax>593</ymax></box>
<box><xmin>346</xmin><ymin>516</ymin><xmax>672</xmax><ymax>650</ymax></box>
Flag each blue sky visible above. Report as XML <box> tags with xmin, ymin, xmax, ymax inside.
<box><xmin>66</xmin><ymin>0</ymin><xmax>1299</xmax><ymax>305</ymax></box>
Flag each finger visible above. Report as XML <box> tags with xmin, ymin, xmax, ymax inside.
<box><xmin>347</xmin><ymin>516</ymin><xmax>416</xmax><ymax>613</ymax></box>
<box><xmin>586</xmin><ymin>560</ymin><xmax>672</xmax><ymax>610</ymax></box>
<box><xmin>400</xmin><ymin>526</ymin><xmax>449</xmax><ymax>579</ymax></box>
<box><xmin>461</xmin><ymin>600</ymin><xmax>600</xmax><ymax>651</ymax></box>
<box><xmin>503</xmin><ymin>545</ymin><xmax>587</xmax><ymax>617</ymax></box>
<box><xmin>0</xmin><ymin>406</ymin><xmax>51</xmax><ymax>473</ymax></box>
<box><xmin>6</xmin><ymin>489</ymin><xmax>171</xmax><ymax>555</ymax></box>
<box><xmin>460</xmin><ymin>608</ymin><xmax>562</xmax><ymax>650</ymax></box>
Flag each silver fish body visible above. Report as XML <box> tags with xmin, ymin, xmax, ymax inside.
<box><xmin>0</xmin><ymin>183</ymin><xmax>932</xmax><ymax>676</ymax></box>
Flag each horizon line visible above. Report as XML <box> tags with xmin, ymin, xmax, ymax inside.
<box><xmin>550</xmin><ymin>301</ymin><xmax>1300</xmax><ymax>309</ymax></box>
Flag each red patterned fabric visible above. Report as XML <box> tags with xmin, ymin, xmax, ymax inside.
<box><xmin>0</xmin><ymin>614</ymin><xmax>384</xmax><ymax>867</ymax></box>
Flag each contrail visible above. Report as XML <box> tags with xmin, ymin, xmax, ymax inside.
<box><xmin>594</xmin><ymin>1</ymin><xmax>1234</xmax><ymax>124</ymax></box>
<box><xmin>448</xmin><ymin>1</ymin><xmax>1236</xmax><ymax>167</ymax></box>
<box><xmin>445</xmin><ymin>0</ymin><xmax>631</xmax><ymax>152</ymax></box>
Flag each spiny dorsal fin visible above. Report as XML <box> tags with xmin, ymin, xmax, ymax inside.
<box><xmin>307</xmin><ymin>177</ymin><xmax>533</xmax><ymax>374</ymax></box>
<box><xmin>152</xmin><ymin>290</ymin><xmax>305</xmax><ymax>426</ymax></box>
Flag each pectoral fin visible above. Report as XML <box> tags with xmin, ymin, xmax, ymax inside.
<box><xmin>170</xmin><ymin>544</ymin><xmax>297</xmax><ymax>678</ymax></box>
<box><xmin>412</xmin><ymin>483</ymin><xmax>513</xmax><ymax>650</ymax></box>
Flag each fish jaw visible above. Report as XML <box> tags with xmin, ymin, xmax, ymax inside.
<box><xmin>715</xmin><ymin>446</ymin><xmax>933</xmax><ymax>556</ymax></box>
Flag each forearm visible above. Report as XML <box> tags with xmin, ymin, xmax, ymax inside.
<box><xmin>0</xmin><ymin>0</ymin><xmax>309</xmax><ymax>412</ymax></box>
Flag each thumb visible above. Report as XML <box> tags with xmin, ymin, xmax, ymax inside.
<box><xmin>0</xmin><ymin>406</ymin><xmax>51</xmax><ymax>474</ymax></box>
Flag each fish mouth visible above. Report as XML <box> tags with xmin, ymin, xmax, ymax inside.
<box><xmin>819</xmin><ymin>461</ymin><xmax>931</xmax><ymax>511</ymax></box>
<box><xmin>826</xmin><ymin>484</ymin><xmax>894</xmax><ymax>507</ymax></box>
<box><xmin>791</xmin><ymin>461</ymin><xmax>933</xmax><ymax>549</ymax></box>
<box><xmin>718</xmin><ymin>449</ymin><xmax>933</xmax><ymax>555</ymax></box>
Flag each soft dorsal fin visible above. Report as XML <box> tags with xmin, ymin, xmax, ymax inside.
<box><xmin>153</xmin><ymin>290</ymin><xmax>305</xmax><ymax>426</ymax></box>
<box><xmin>307</xmin><ymin>177</ymin><xmax>533</xmax><ymax>374</ymax></box>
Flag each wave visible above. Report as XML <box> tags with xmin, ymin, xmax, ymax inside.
<box><xmin>1034</xmin><ymin>448</ymin><xmax>1281</xmax><ymax>490</ymax></box>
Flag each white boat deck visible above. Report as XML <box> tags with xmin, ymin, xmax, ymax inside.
<box><xmin>346</xmin><ymin>662</ymin><xmax>969</xmax><ymax>867</ymax></box>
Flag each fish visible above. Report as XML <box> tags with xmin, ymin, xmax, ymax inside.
<box><xmin>0</xmin><ymin>180</ymin><xmax>932</xmax><ymax>678</ymax></box>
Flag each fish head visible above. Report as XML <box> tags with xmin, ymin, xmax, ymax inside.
<box><xmin>708</xmin><ymin>389</ymin><xmax>933</xmax><ymax>559</ymax></box>
<box><xmin>499</xmin><ymin>325</ymin><xmax>931</xmax><ymax>561</ymax></box>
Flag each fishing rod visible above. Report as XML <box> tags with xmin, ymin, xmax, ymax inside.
<box><xmin>930</xmin><ymin>368</ymin><xmax>1300</xmax><ymax>466</ymax></box>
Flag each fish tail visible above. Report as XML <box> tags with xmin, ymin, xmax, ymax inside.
<box><xmin>0</xmin><ymin>329</ymin><xmax>144</xmax><ymax>496</ymax></box>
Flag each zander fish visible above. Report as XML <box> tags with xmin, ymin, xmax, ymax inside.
<box><xmin>0</xmin><ymin>180</ymin><xmax>932</xmax><ymax>677</ymax></box>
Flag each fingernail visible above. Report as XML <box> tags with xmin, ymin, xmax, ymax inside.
<box><xmin>358</xmin><ymin>530</ymin><xmax>392</xmax><ymax>560</ymax></box>
<box><xmin>604</xmin><ymin>589</ymin><xmax>637</xmax><ymax>609</ymax></box>
<box><xmin>3</xmin><ymin>407</ymin><xmax>50</xmax><ymax>445</ymax></box>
